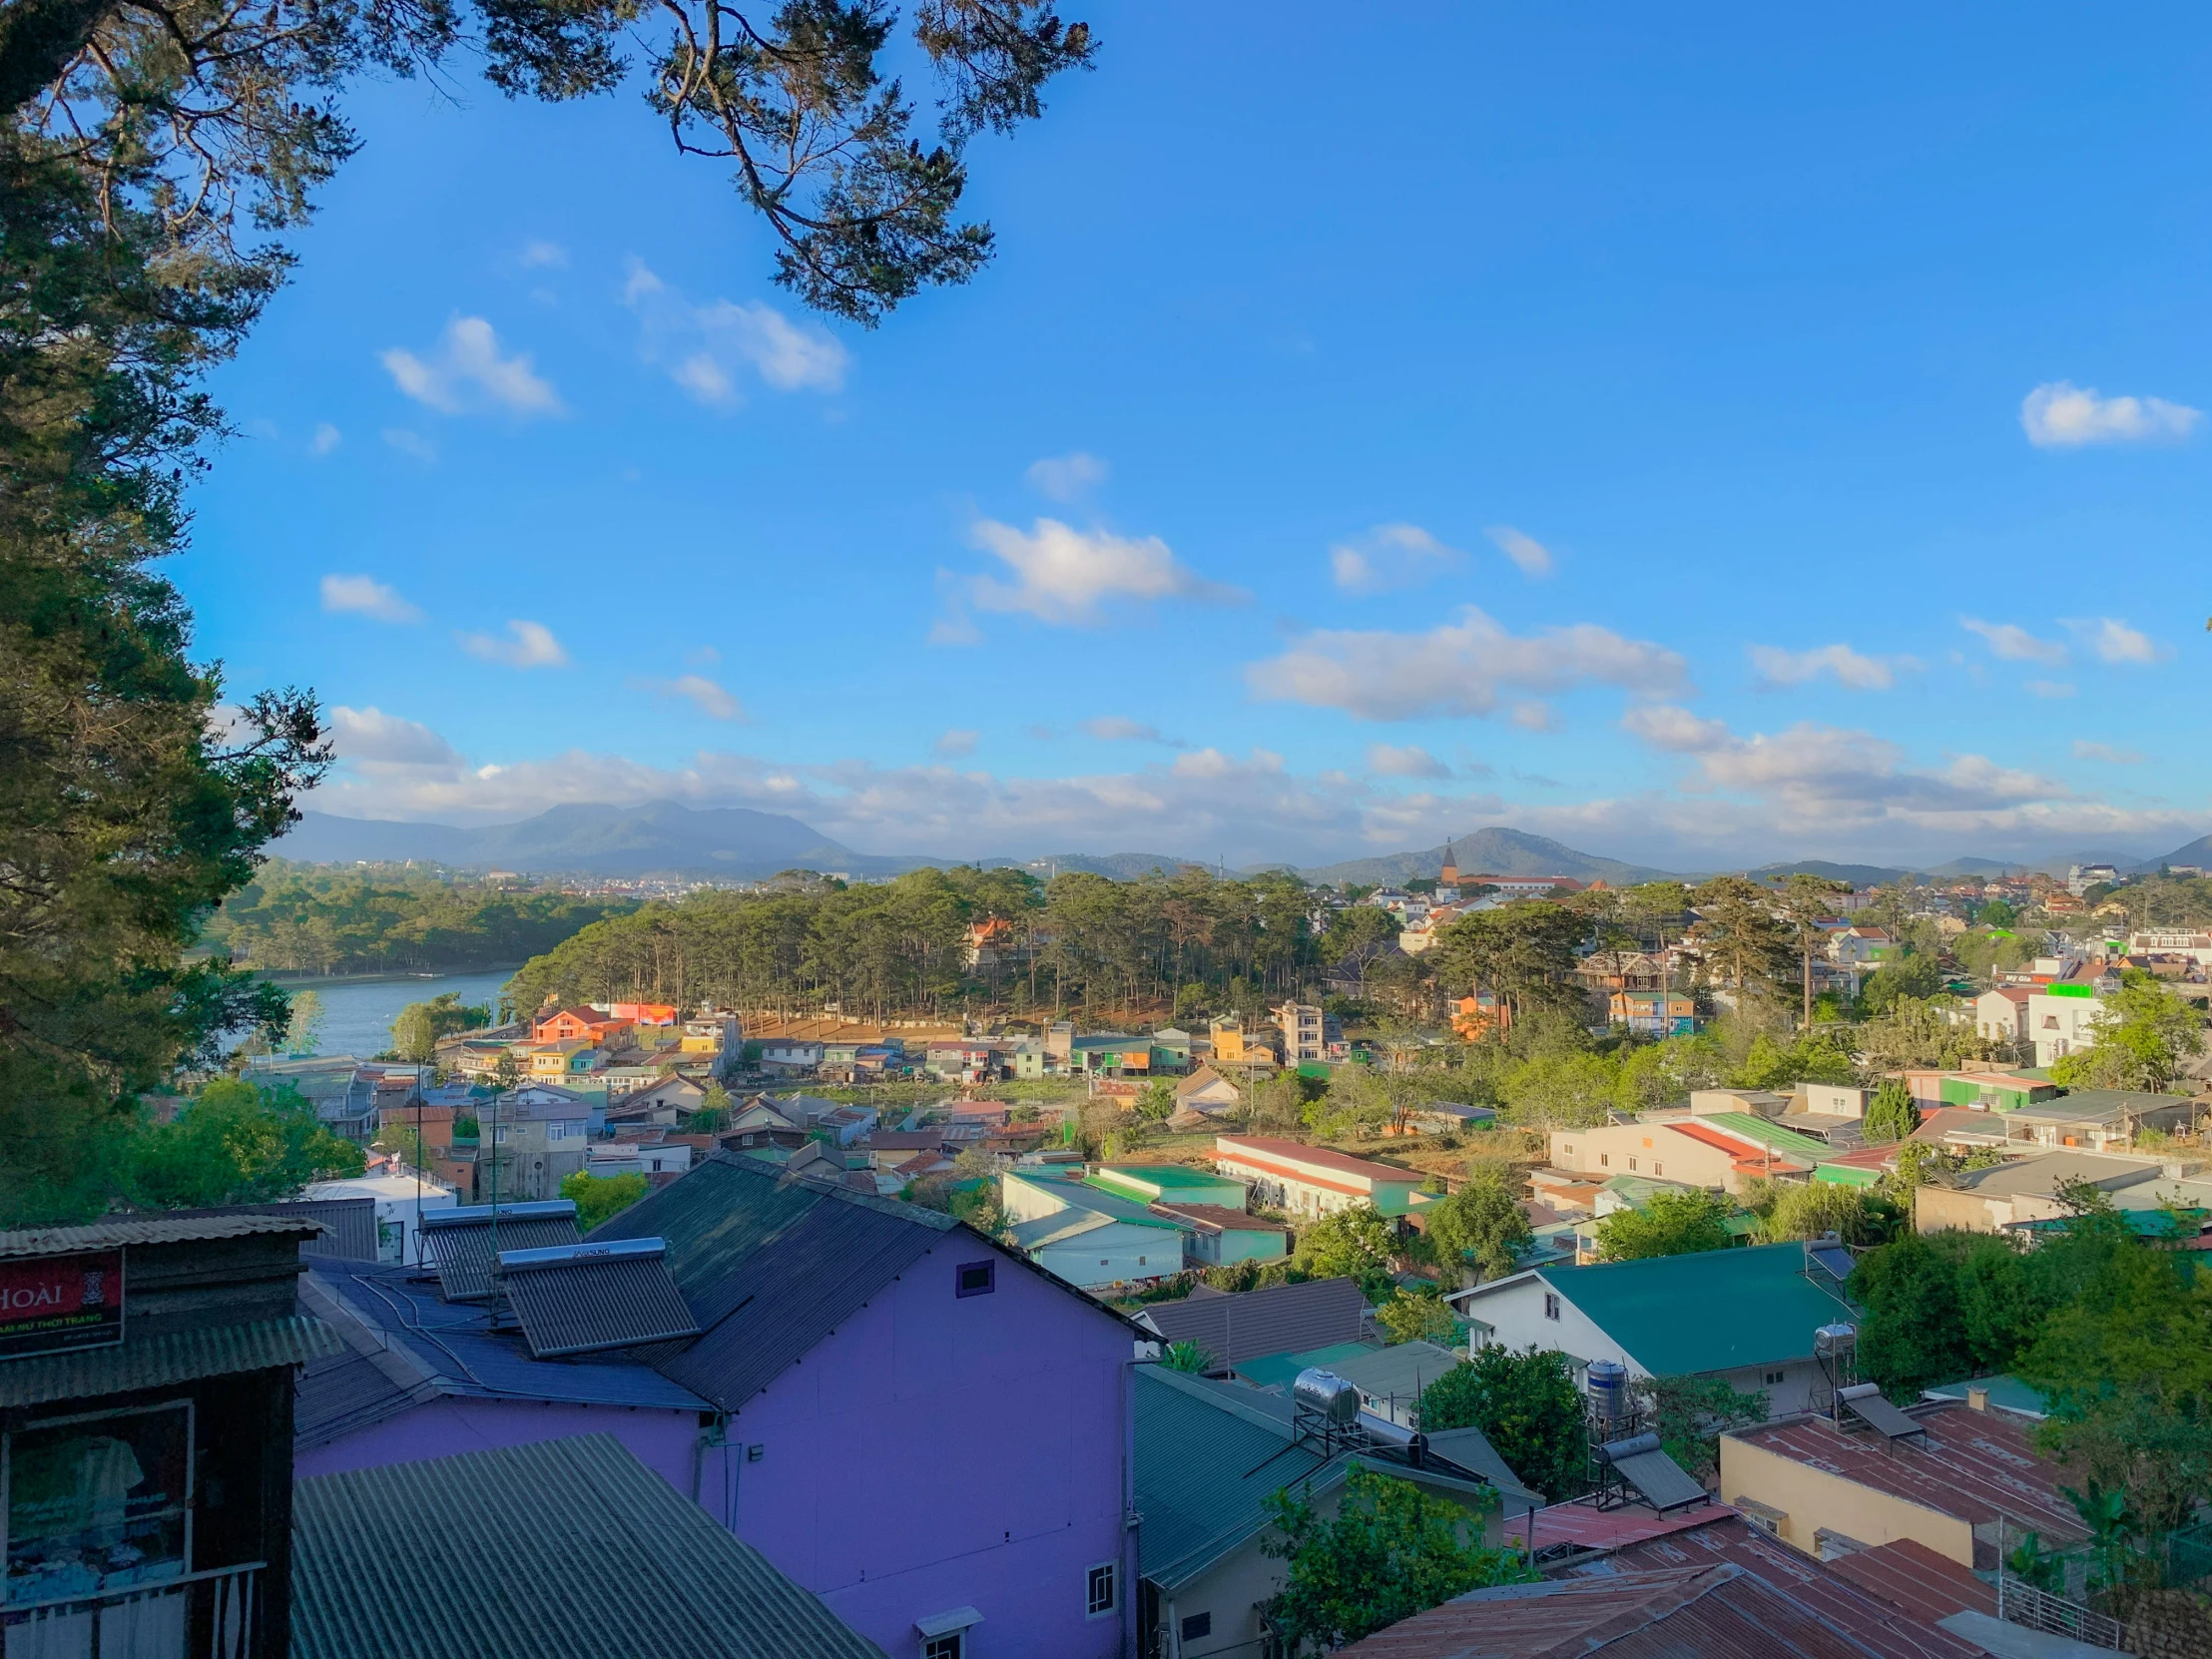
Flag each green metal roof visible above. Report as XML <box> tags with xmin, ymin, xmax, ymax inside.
<box><xmin>0</xmin><ymin>1316</ymin><xmax>339</xmax><ymax>1408</ymax></box>
<box><xmin>292</xmin><ymin>1433</ymin><xmax>884</xmax><ymax>1659</ymax></box>
<box><xmin>1232</xmin><ymin>1341</ymin><xmax>1378</xmax><ymax>1390</ymax></box>
<box><xmin>1812</xmin><ymin>1162</ymin><xmax>1882</xmax><ymax>1189</ymax></box>
<box><xmin>1135</xmin><ymin>1367</ymin><xmax>1336</xmax><ymax>1590</ymax></box>
<box><xmin>1506</xmin><ymin>1243</ymin><xmax>1856</xmax><ymax>1377</ymax></box>
<box><xmin>1696</xmin><ymin>1112</ymin><xmax>1835</xmax><ymax>1163</ymax></box>
<box><xmin>1921</xmin><ymin>1375</ymin><xmax>2049</xmax><ymax>1418</ymax></box>
<box><xmin>1012</xmin><ymin>1171</ymin><xmax>1186</xmax><ymax>1231</ymax></box>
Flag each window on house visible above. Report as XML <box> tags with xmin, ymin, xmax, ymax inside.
<box><xmin>1651</xmin><ymin>1163</ymin><xmax>1662</xmax><ymax>1177</ymax></box>
<box><xmin>1544</xmin><ymin>1292</ymin><xmax>1560</xmax><ymax>1321</ymax></box>
<box><xmin>1764</xmin><ymin>1369</ymin><xmax>1787</xmax><ymax>1385</ymax></box>
<box><xmin>1181</xmin><ymin>1611</ymin><xmax>1213</xmax><ymax>1640</ymax></box>
<box><xmin>1627</xmin><ymin>1157</ymin><xmax>1638</xmax><ymax>1171</ymax></box>
<box><xmin>922</xmin><ymin>1635</ymin><xmax>964</xmax><ymax>1659</ymax></box>
<box><xmin>1087</xmin><ymin>1562</ymin><xmax>1118</xmax><ymax>1618</ymax></box>
<box><xmin>1598</xmin><ymin>1154</ymin><xmax>1609</xmax><ymax>1167</ymax></box>
<box><xmin>956</xmin><ymin>1261</ymin><xmax>994</xmax><ymax>1298</ymax></box>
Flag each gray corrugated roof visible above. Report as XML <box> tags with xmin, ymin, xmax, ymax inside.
<box><xmin>1419</xmin><ymin>1426</ymin><xmax>1544</xmax><ymax>1515</ymax></box>
<box><xmin>1141</xmin><ymin>1276</ymin><xmax>1369</xmax><ymax>1367</ymax></box>
<box><xmin>304</xmin><ymin>1266</ymin><xmax>712</xmax><ymax>1414</ymax></box>
<box><xmin>0</xmin><ymin>1214</ymin><xmax>327</xmax><ymax>1257</ymax></box>
<box><xmin>153</xmin><ymin>1198</ymin><xmax>378</xmax><ymax>1261</ymax></box>
<box><xmin>501</xmin><ymin>1245</ymin><xmax>702</xmax><ymax>1359</ymax></box>
<box><xmin>294</xmin><ymin>1347</ymin><xmax>433</xmax><ymax>1447</ymax></box>
<box><xmin>591</xmin><ymin>1154</ymin><xmax>957</xmax><ymax>1411</ymax></box>
<box><xmin>291</xmin><ymin>1433</ymin><xmax>886</xmax><ymax>1659</ymax></box>
<box><xmin>0</xmin><ymin>1316</ymin><xmax>339</xmax><ymax>1407</ymax></box>
<box><xmin>1326</xmin><ymin>1341</ymin><xmax>1461</xmax><ymax>1409</ymax></box>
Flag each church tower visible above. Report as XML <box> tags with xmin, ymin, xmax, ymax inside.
<box><xmin>1439</xmin><ymin>841</ymin><xmax>1459</xmax><ymax>888</ymax></box>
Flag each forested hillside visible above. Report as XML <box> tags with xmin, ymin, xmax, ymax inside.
<box><xmin>203</xmin><ymin>862</ymin><xmax>639</xmax><ymax>975</ymax></box>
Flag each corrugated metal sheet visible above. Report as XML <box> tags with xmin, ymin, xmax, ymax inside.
<box><xmin>1580</xmin><ymin>1517</ymin><xmax>1987</xmax><ymax>1659</ymax></box>
<box><xmin>423</xmin><ymin>1208</ymin><xmax>580</xmax><ymax>1301</ymax></box>
<box><xmin>500</xmin><ymin>1245</ymin><xmax>701</xmax><ymax>1359</ymax></box>
<box><xmin>1136</xmin><ymin>1365</ymin><xmax>1331</xmax><ymax>1590</ymax></box>
<box><xmin>294</xmin><ymin>1348</ymin><xmax>432</xmax><ymax>1448</ymax></box>
<box><xmin>308</xmin><ymin>1266</ymin><xmax>712</xmax><ymax>1412</ymax></box>
<box><xmin>1826</xmin><ymin>1538</ymin><xmax>1996</xmax><ymax>1627</ymax></box>
<box><xmin>1420</xmin><ymin>1426</ymin><xmax>1544</xmax><ymax>1515</ymax></box>
<box><xmin>590</xmin><ymin>1155</ymin><xmax>956</xmax><ymax>1411</ymax></box>
<box><xmin>291</xmin><ymin>1433</ymin><xmax>886</xmax><ymax>1659</ymax></box>
<box><xmin>1335</xmin><ymin>1563</ymin><xmax>1897</xmax><ymax>1657</ymax></box>
<box><xmin>1142</xmin><ymin>1277</ymin><xmax>1369</xmax><ymax>1368</ymax></box>
<box><xmin>1728</xmin><ymin>1404</ymin><xmax>2082</xmax><ymax>1539</ymax></box>
<box><xmin>0</xmin><ymin>1316</ymin><xmax>339</xmax><ymax>1407</ymax></box>
<box><xmin>0</xmin><ymin>1214</ymin><xmax>326</xmax><ymax>1257</ymax></box>
<box><xmin>154</xmin><ymin>1198</ymin><xmax>378</xmax><ymax>1261</ymax></box>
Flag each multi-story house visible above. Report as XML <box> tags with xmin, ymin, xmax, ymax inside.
<box><xmin>1272</xmin><ymin>1001</ymin><xmax>1327</xmax><ymax>1063</ymax></box>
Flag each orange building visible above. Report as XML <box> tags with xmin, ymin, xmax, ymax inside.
<box><xmin>531</xmin><ymin>1005</ymin><xmax>633</xmax><ymax>1044</ymax></box>
<box><xmin>1451</xmin><ymin>992</ymin><xmax>1511</xmax><ymax>1043</ymax></box>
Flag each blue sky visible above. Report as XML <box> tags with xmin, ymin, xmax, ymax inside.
<box><xmin>184</xmin><ymin>4</ymin><xmax>2212</xmax><ymax>869</ymax></box>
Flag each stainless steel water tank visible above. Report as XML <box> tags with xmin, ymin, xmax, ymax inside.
<box><xmin>1587</xmin><ymin>1359</ymin><xmax>1630</xmax><ymax>1423</ymax></box>
<box><xmin>1815</xmin><ymin>1323</ymin><xmax>1858</xmax><ymax>1356</ymax></box>
<box><xmin>1294</xmin><ymin>1369</ymin><xmax>1361</xmax><ymax>1425</ymax></box>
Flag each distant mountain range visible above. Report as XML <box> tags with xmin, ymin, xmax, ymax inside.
<box><xmin>274</xmin><ymin>801</ymin><xmax>2211</xmax><ymax>888</ymax></box>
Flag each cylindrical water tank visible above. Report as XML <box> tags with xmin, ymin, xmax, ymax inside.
<box><xmin>1815</xmin><ymin>1323</ymin><xmax>1858</xmax><ymax>1357</ymax></box>
<box><xmin>1294</xmin><ymin>1369</ymin><xmax>1361</xmax><ymax>1425</ymax></box>
<box><xmin>1587</xmin><ymin>1360</ymin><xmax>1629</xmax><ymax>1423</ymax></box>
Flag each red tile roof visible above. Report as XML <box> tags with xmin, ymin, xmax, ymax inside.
<box><xmin>1727</xmin><ymin>1404</ymin><xmax>2083</xmax><ymax>1541</ymax></box>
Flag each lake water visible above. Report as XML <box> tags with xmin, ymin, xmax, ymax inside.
<box><xmin>278</xmin><ymin>968</ymin><xmax>516</xmax><ymax>1059</ymax></box>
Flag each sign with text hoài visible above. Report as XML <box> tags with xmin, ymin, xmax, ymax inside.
<box><xmin>0</xmin><ymin>1250</ymin><xmax>125</xmax><ymax>1360</ymax></box>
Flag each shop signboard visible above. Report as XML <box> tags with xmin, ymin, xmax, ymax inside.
<box><xmin>0</xmin><ymin>1250</ymin><xmax>125</xmax><ymax>1360</ymax></box>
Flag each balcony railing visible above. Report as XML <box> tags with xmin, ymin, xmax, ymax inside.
<box><xmin>2</xmin><ymin>1561</ymin><xmax>263</xmax><ymax>1659</ymax></box>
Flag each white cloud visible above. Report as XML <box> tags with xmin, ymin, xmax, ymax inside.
<box><xmin>2072</xmin><ymin>741</ymin><xmax>2144</xmax><ymax>764</ymax></box>
<box><xmin>624</xmin><ymin>260</ymin><xmax>846</xmax><ymax>407</ymax></box>
<box><xmin>1027</xmin><ymin>452</ymin><xmax>1109</xmax><ymax>501</ymax></box>
<box><xmin>933</xmin><ymin>729</ymin><xmax>978</xmax><ymax>758</ymax></box>
<box><xmin>382</xmin><ymin>428</ymin><xmax>437</xmax><ymax>462</ymax></box>
<box><xmin>1080</xmin><ymin>717</ymin><xmax>1186</xmax><ymax>747</ymax></box>
<box><xmin>328</xmin><ymin>706</ymin><xmax>463</xmax><ymax>772</ymax></box>
<box><xmin>1366</xmin><ymin>743</ymin><xmax>1449</xmax><ymax>779</ymax></box>
<box><xmin>1960</xmin><ymin>617</ymin><xmax>2066</xmax><ymax>665</ymax></box>
<box><xmin>2020</xmin><ymin>381</ymin><xmax>2202</xmax><ymax>447</ymax></box>
<box><xmin>2066</xmin><ymin>616</ymin><xmax>2167</xmax><ymax>665</ymax></box>
<box><xmin>1484</xmin><ymin>525</ymin><xmax>1555</xmax><ymax>578</ymax></box>
<box><xmin>1330</xmin><ymin>524</ymin><xmax>1464</xmax><ymax>594</ymax></box>
<box><xmin>520</xmin><ymin>240</ymin><xmax>568</xmax><ymax>269</ymax></box>
<box><xmin>319</xmin><ymin>573</ymin><xmax>420</xmax><ymax>624</ymax></box>
<box><xmin>381</xmin><ymin>316</ymin><xmax>563</xmax><ymax>417</ymax></box>
<box><xmin>2026</xmin><ymin>680</ymin><xmax>2077</xmax><ymax>700</ymax></box>
<box><xmin>639</xmin><ymin>674</ymin><xmax>745</xmax><ymax>720</ymax></box>
<box><xmin>1510</xmin><ymin>701</ymin><xmax>1561</xmax><ymax>732</ymax></box>
<box><xmin>964</xmin><ymin>517</ymin><xmax>1246</xmax><ymax>625</ymax></box>
<box><xmin>1248</xmin><ymin>607</ymin><xmax>1688</xmax><ymax>721</ymax></box>
<box><xmin>1620</xmin><ymin>704</ymin><xmax>1732</xmax><ymax>753</ymax></box>
<box><xmin>456</xmin><ymin>620</ymin><xmax>568</xmax><ymax>669</ymax></box>
<box><xmin>1749</xmin><ymin>642</ymin><xmax>1908</xmax><ymax>691</ymax></box>
<box><xmin>309</xmin><ymin>423</ymin><xmax>341</xmax><ymax>456</ymax></box>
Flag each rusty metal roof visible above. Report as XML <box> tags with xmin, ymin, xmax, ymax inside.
<box><xmin>1336</xmin><ymin>1563</ymin><xmax>1894</xmax><ymax>1657</ymax></box>
<box><xmin>1584</xmin><ymin>1516</ymin><xmax>1987</xmax><ymax>1659</ymax></box>
<box><xmin>1725</xmin><ymin>1404</ymin><xmax>2083</xmax><ymax>1540</ymax></box>
<box><xmin>1827</xmin><ymin>1538</ymin><xmax>1996</xmax><ymax>1627</ymax></box>
<box><xmin>1526</xmin><ymin>1497</ymin><xmax>1738</xmax><ymax>1555</ymax></box>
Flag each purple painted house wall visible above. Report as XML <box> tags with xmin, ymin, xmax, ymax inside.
<box><xmin>295</xmin><ymin>1395</ymin><xmax>705</xmax><ymax>1494</ymax></box>
<box><xmin>717</xmin><ymin>1241</ymin><xmax>1133</xmax><ymax>1659</ymax></box>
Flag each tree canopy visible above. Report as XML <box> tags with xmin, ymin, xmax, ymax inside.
<box><xmin>126</xmin><ymin>1078</ymin><xmax>363</xmax><ymax>1208</ymax></box>
<box><xmin>1417</xmin><ymin>1345</ymin><xmax>1586</xmax><ymax>1500</ymax></box>
<box><xmin>1260</xmin><ymin>1467</ymin><xmax>1533</xmax><ymax>1650</ymax></box>
<box><xmin>1594</xmin><ymin>1188</ymin><xmax>1734</xmax><ymax>1262</ymax></box>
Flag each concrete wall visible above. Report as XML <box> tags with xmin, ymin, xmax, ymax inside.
<box><xmin>1548</xmin><ymin>1124</ymin><xmax>1736</xmax><ymax>1191</ymax></box>
<box><xmin>723</xmin><ymin>1241</ymin><xmax>1133</xmax><ymax>1659</ymax></box>
<box><xmin>1719</xmin><ymin>1431</ymin><xmax>1973</xmax><ymax>1565</ymax></box>
<box><xmin>1038</xmin><ymin>1223</ymin><xmax>1181</xmax><ymax>1289</ymax></box>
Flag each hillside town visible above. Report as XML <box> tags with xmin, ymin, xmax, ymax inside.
<box><xmin>13</xmin><ymin>849</ymin><xmax>2208</xmax><ymax>1657</ymax></box>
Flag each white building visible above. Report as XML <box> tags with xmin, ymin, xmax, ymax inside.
<box><xmin>303</xmin><ymin>1173</ymin><xmax>458</xmax><ymax>1266</ymax></box>
<box><xmin>1975</xmin><ymin>986</ymin><xmax>2033</xmax><ymax>1046</ymax></box>
<box><xmin>2027</xmin><ymin>985</ymin><xmax>2105</xmax><ymax>1067</ymax></box>
<box><xmin>2129</xmin><ymin>929</ymin><xmax>2212</xmax><ymax>967</ymax></box>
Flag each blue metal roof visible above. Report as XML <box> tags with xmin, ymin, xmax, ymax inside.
<box><xmin>308</xmin><ymin>1264</ymin><xmax>711</xmax><ymax>1412</ymax></box>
